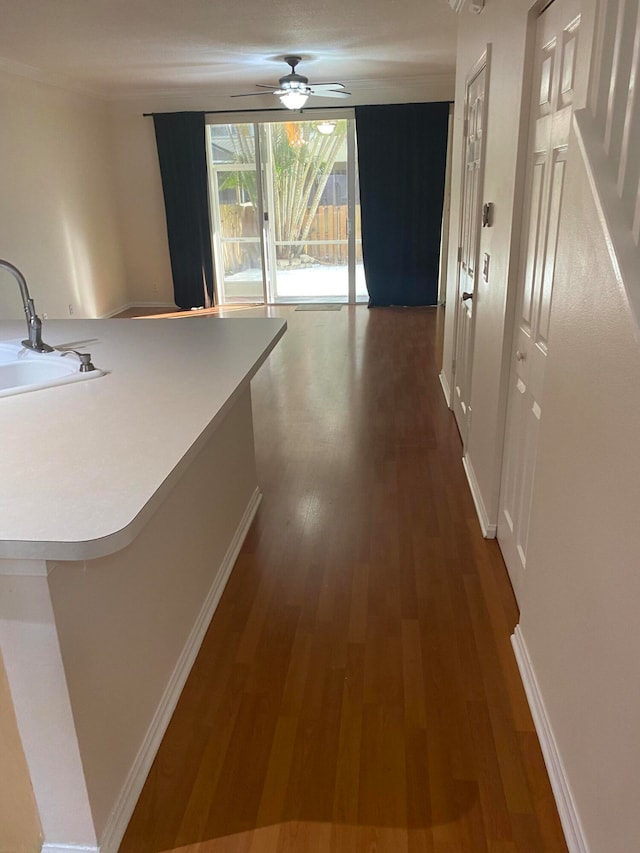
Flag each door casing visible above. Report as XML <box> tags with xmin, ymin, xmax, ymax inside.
<box><xmin>451</xmin><ymin>48</ymin><xmax>491</xmax><ymax>448</ymax></box>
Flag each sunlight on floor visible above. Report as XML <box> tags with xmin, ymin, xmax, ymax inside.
<box><xmin>159</xmin><ymin>820</ymin><xmax>461</xmax><ymax>852</ymax></box>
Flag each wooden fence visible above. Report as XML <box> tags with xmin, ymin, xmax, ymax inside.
<box><xmin>219</xmin><ymin>204</ymin><xmax>361</xmax><ymax>272</ymax></box>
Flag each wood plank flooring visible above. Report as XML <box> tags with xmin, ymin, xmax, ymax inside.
<box><xmin>119</xmin><ymin>306</ymin><xmax>567</xmax><ymax>853</ymax></box>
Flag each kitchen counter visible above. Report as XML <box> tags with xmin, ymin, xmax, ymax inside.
<box><xmin>0</xmin><ymin>316</ymin><xmax>286</xmax><ymax>559</ymax></box>
<box><xmin>0</xmin><ymin>313</ymin><xmax>285</xmax><ymax>853</ymax></box>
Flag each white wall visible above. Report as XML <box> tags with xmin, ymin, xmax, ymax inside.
<box><xmin>443</xmin><ymin>1</ymin><xmax>640</xmax><ymax>850</ymax></box>
<box><xmin>0</xmin><ymin>71</ymin><xmax>128</xmax><ymax>319</ymax></box>
<box><xmin>108</xmin><ymin>104</ymin><xmax>174</xmax><ymax>306</ymax></box>
<box><xmin>520</xmin><ymin>126</ymin><xmax>640</xmax><ymax>853</ymax></box>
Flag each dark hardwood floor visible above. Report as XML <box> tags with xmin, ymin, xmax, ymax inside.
<box><xmin>119</xmin><ymin>305</ymin><xmax>567</xmax><ymax>852</ymax></box>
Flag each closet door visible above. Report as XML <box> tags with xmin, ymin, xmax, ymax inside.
<box><xmin>498</xmin><ymin>0</ymin><xmax>580</xmax><ymax>602</ymax></box>
<box><xmin>452</xmin><ymin>59</ymin><xmax>487</xmax><ymax>445</ymax></box>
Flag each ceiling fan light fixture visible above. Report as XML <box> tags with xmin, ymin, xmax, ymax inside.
<box><xmin>316</xmin><ymin>120</ymin><xmax>336</xmax><ymax>135</ymax></box>
<box><xmin>279</xmin><ymin>90</ymin><xmax>309</xmax><ymax>110</ymax></box>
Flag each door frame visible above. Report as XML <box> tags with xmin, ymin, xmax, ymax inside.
<box><xmin>450</xmin><ymin>46</ymin><xmax>492</xmax><ymax>448</ymax></box>
<box><xmin>346</xmin><ymin>119</ymin><xmax>358</xmax><ymax>304</ymax></box>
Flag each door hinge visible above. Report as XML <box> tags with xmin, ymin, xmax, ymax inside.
<box><xmin>463</xmin><ymin>117</ymin><xmax>469</xmax><ymax>138</ymax></box>
<box><xmin>452</xmin><ymin>358</ymin><xmax>456</xmax><ymax>372</ymax></box>
<box><xmin>457</xmin><ymin>246</ymin><xmax>463</xmax><ymax>263</ymax></box>
<box><xmin>263</xmin><ymin>211</ymin><xmax>269</xmax><ymax>222</ymax></box>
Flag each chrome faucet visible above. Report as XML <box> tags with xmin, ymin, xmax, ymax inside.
<box><xmin>0</xmin><ymin>259</ymin><xmax>54</xmax><ymax>353</ymax></box>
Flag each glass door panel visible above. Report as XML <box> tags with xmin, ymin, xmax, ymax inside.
<box><xmin>208</xmin><ymin>124</ymin><xmax>265</xmax><ymax>304</ymax></box>
<box><xmin>212</xmin><ymin>167</ymin><xmax>263</xmax><ymax>303</ymax></box>
<box><xmin>263</xmin><ymin>120</ymin><xmax>350</xmax><ymax>303</ymax></box>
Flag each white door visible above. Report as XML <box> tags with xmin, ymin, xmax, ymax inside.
<box><xmin>452</xmin><ymin>60</ymin><xmax>487</xmax><ymax>443</ymax></box>
<box><xmin>498</xmin><ymin>0</ymin><xmax>580</xmax><ymax>602</ymax></box>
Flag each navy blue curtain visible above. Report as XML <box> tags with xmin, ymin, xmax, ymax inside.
<box><xmin>355</xmin><ymin>102</ymin><xmax>450</xmax><ymax>307</ymax></box>
<box><xmin>153</xmin><ymin>112</ymin><xmax>215</xmax><ymax>309</ymax></box>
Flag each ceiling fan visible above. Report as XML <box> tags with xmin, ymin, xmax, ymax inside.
<box><xmin>231</xmin><ymin>56</ymin><xmax>351</xmax><ymax>110</ymax></box>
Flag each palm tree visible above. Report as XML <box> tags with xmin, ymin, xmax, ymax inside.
<box><xmin>269</xmin><ymin>121</ymin><xmax>347</xmax><ymax>261</ymax></box>
<box><xmin>221</xmin><ymin>120</ymin><xmax>348</xmax><ymax>261</ymax></box>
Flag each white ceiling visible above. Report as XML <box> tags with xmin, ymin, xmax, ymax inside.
<box><xmin>0</xmin><ymin>0</ymin><xmax>459</xmax><ymax>106</ymax></box>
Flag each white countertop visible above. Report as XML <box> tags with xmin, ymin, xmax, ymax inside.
<box><xmin>0</xmin><ymin>316</ymin><xmax>286</xmax><ymax>561</ymax></box>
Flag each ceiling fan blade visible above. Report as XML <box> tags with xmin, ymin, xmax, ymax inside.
<box><xmin>309</xmin><ymin>88</ymin><xmax>351</xmax><ymax>99</ymax></box>
<box><xmin>308</xmin><ymin>83</ymin><xmax>345</xmax><ymax>90</ymax></box>
<box><xmin>229</xmin><ymin>91</ymin><xmax>274</xmax><ymax>98</ymax></box>
<box><xmin>255</xmin><ymin>84</ymin><xmax>280</xmax><ymax>90</ymax></box>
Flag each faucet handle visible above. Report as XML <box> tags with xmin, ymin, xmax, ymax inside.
<box><xmin>23</xmin><ymin>299</ymin><xmax>53</xmax><ymax>351</ymax></box>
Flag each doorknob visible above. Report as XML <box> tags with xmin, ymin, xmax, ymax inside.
<box><xmin>516</xmin><ymin>350</ymin><xmax>526</xmax><ymax>361</ymax></box>
<box><xmin>462</xmin><ymin>292</ymin><xmax>473</xmax><ymax>301</ymax></box>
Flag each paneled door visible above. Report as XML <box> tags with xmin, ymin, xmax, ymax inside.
<box><xmin>498</xmin><ymin>0</ymin><xmax>580</xmax><ymax>602</ymax></box>
<box><xmin>452</xmin><ymin>58</ymin><xmax>488</xmax><ymax>444</ymax></box>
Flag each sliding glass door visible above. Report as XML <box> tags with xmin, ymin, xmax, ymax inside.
<box><xmin>207</xmin><ymin>117</ymin><xmax>366</xmax><ymax>304</ymax></box>
<box><xmin>208</xmin><ymin>124</ymin><xmax>266</xmax><ymax>303</ymax></box>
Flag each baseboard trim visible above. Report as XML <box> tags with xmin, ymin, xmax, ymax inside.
<box><xmin>99</xmin><ymin>301</ymin><xmax>176</xmax><ymax>319</ymax></box>
<box><xmin>462</xmin><ymin>453</ymin><xmax>497</xmax><ymax>538</ymax></box>
<box><xmin>97</xmin><ymin>487</ymin><xmax>262</xmax><ymax>853</ymax></box>
<box><xmin>438</xmin><ymin>370</ymin><xmax>452</xmax><ymax>408</ymax></box>
<box><xmin>42</xmin><ymin>845</ymin><xmax>99</xmax><ymax>853</ymax></box>
<box><xmin>511</xmin><ymin>626</ymin><xmax>589</xmax><ymax>853</ymax></box>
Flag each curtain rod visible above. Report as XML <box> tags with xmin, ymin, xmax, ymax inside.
<box><xmin>142</xmin><ymin>105</ymin><xmax>356</xmax><ymax>117</ymax></box>
<box><xmin>142</xmin><ymin>100</ymin><xmax>452</xmax><ymax>117</ymax></box>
